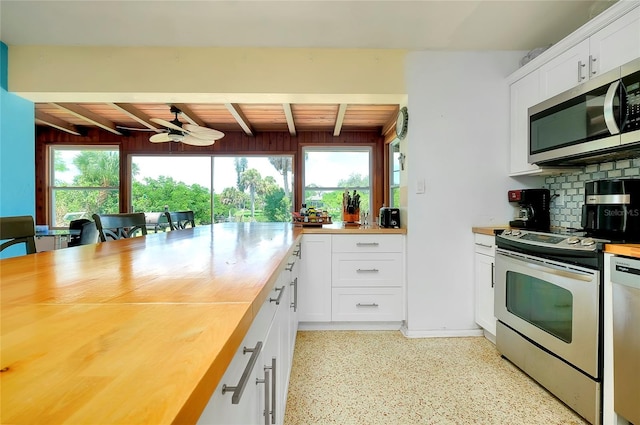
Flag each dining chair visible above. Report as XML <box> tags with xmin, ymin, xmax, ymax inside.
<box><xmin>92</xmin><ymin>213</ymin><xmax>148</xmax><ymax>242</ymax></box>
<box><xmin>164</xmin><ymin>210</ymin><xmax>196</xmax><ymax>230</ymax></box>
<box><xmin>0</xmin><ymin>215</ymin><xmax>37</xmax><ymax>254</ymax></box>
<box><xmin>67</xmin><ymin>219</ymin><xmax>99</xmax><ymax>247</ymax></box>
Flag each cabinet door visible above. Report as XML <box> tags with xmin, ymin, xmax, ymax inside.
<box><xmin>298</xmin><ymin>235</ymin><xmax>332</xmax><ymax>322</ymax></box>
<box><xmin>539</xmin><ymin>39</ymin><xmax>589</xmax><ymax>99</ymax></box>
<box><xmin>474</xmin><ymin>252</ymin><xmax>496</xmax><ymax>336</ymax></box>
<box><xmin>590</xmin><ymin>6</ymin><xmax>640</xmax><ymax>76</ymax></box>
<box><xmin>509</xmin><ymin>71</ymin><xmax>541</xmax><ymax>175</ymax></box>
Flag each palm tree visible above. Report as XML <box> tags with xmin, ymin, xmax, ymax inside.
<box><xmin>268</xmin><ymin>157</ymin><xmax>291</xmax><ymax>200</ymax></box>
<box><xmin>234</xmin><ymin>157</ymin><xmax>248</xmax><ymax>191</ymax></box>
<box><xmin>240</xmin><ymin>168</ymin><xmax>263</xmax><ymax>218</ymax></box>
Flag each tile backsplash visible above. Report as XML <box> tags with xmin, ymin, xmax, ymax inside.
<box><xmin>544</xmin><ymin>157</ymin><xmax>640</xmax><ymax>229</ymax></box>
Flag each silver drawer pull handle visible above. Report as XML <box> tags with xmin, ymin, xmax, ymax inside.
<box><xmin>356</xmin><ymin>303</ymin><xmax>379</xmax><ymax>307</ymax></box>
<box><xmin>356</xmin><ymin>242</ymin><xmax>379</xmax><ymax>246</ymax></box>
<box><xmin>270</xmin><ymin>285</ymin><xmax>286</xmax><ymax>305</ymax></box>
<box><xmin>285</xmin><ymin>262</ymin><xmax>295</xmax><ymax>271</ymax></box>
<box><xmin>256</xmin><ymin>368</ymin><xmax>270</xmax><ymax>425</ymax></box>
<box><xmin>356</xmin><ymin>268</ymin><xmax>379</xmax><ymax>273</ymax></box>
<box><xmin>222</xmin><ymin>341</ymin><xmax>263</xmax><ymax>404</ymax></box>
<box><xmin>475</xmin><ymin>243</ymin><xmax>493</xmax><ymax>248</ymax></box>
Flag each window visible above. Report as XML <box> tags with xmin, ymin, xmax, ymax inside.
<box><xmin>130</xmin><ymin>155</ymin><xmax>293</xmax><ymax>224</ymax></box>
<box><xmin>389</xmin><ymin>140</ymin><xmax>401</xmax><ymax>207</ymax></box>
<box><xmin>50</xmin><ymin>146</ymin><xmax>120</xmax><ymax>227</ymax></box>
<box><xmin>302</xmin><ymin>147</ymin><xmax>372</xmax><ymax>219</ymax></box>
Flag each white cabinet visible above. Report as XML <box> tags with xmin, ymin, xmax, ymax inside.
<box><xmin>198</xmin><ymin>266</ymin><xmax>297</xmax><ymax>425</ymax></box>
<box><xmin>474</xmin><ymin>233</ymin><xmax>496</xmax><ymax>338</ymax></box>
<box><xmin>298</xmin><ymin>234</ymin><xmax>332</xmax><ymax>322</ymax></box>
<box><xmin>509</xmin><ymin>71</ymin><xmax>541</xmax><ymax>175</ymax></box>
<box><xmin>540</xmin><ymin>7</ymin><xmax>640</xmax><ymax>99</ymax></box>
<box><xmin>589</xmin><ymin>6</ymin><xmax>640</xmax><ymax>77</ymax></box>
<box><xmin>331</xmin><ymin>235</ymin><xmax>404</xmax><ymax>322</ymax></box>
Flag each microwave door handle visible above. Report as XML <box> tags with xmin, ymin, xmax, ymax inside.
<box><xmin>603</xmin><ymin>80</ymin><xmax>621</xmax><ymax>135</ymax></box>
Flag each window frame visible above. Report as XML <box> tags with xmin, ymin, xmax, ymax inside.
<box><xmin>48</xmin><ymin>145</ymin><xmax>120</xmax><ymax>228</ymax></box>
<box><xmin>301</xmin><ymin>146</ymin><xmax>373</xmax><ymax>216</ymax></box>
<box><xmin>389</xmin><ymin>139</ymin><xmax>401</xmax><ymax>208</ymax></box>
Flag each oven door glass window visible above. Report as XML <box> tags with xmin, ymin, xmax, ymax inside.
<box><xmin>505</xmin><ymin>271</ymin><xmax>573</xmax><ymax>343</ymax></box>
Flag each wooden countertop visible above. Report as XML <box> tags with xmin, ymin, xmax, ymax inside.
<box><xmin>300</xmin><ymin>222</ymin><xmax>406</xmax><ymax>234</ymax></box>
<box><xmin>605</xmin><ymin>244</ymin><xmax>640</xmax><ymax>259</ymax></box>
<box><xmin>472</xmin><ymin>226</ymin><xmax>509</xmax><ymax>236</ymax></box>
<box><xmin>1</xmin><ymin>223</ymin><xmax>302</xmax><ymax>424</ymax></box>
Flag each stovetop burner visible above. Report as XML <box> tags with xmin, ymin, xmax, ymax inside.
<box><xmin>498</xmin><ymin>229</ymin><xmax>610</xmax><ymax>252</ymax></box>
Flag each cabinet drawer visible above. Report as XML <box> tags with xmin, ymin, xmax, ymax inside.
<box><xmin>332</xmin><ymin>253</ymin><xmax>402</xmax><ymax>287</ymax></box>
<box><xmin>474</xmin><ymin>234</ymin><xmax>495</xmax><ymax>257</ymax></box>
<box><xmin>332</xmin><ymin>234</ymin><xmax>403</xmax><ymax>253</ymax></box>
<box><xmin>331</xmin><ymin>287</ymin><xmax>403</xmax><ymax>322</ymax></box>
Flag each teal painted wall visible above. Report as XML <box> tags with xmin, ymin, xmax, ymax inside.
<box><xmin>1</xmin><ymin>41</ymin><xmax>36</xmax><ymax>257</ymax></box>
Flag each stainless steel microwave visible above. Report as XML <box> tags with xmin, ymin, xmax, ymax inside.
<box><xmin>528</xmin><ymin>57</ymin><xmax>640</xmax><ymax>166</ymax></box>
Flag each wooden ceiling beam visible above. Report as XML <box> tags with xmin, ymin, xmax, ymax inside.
<box><xmin>283</xmin><ymin>103</ymin><xmax>296</xmax><ymax>136</ymax></box>
<box><xmin>333</xmin><ymin>104</ymin><xmax>347</xmax><ymax>136</ymax></box>
<box><xmin>108</xmin><ymin>103</ymin><xmax>160</xmax><ymax>130</ymax></box>
<box><xmin>225</xmin><ymin>103</ymin><xmax>254</xmax><ymax>136</ymax></box>
<box><xmin>172</xmin><ymin>103</ymin><xmax>206</xmax><ymax>127</ymax></box>
<box><xmin>35</xmin><ymin>110</ymin><xmax>82</xmax><ymax>136</ymax></box>
<box><xmin>381</xmin><ymin>105</ymin><xmax>400</xmax><ymax>137</ymax></box>
<box><xmin>50</xmin><ymin>103</ymin><xmax>123</xmax><ymax>135</ymax></box>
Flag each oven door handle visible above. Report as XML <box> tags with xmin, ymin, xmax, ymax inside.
<box><xmin>497</xmin><ymin>251</ymin><xmax>595</xmax><ymax>282</ymax></box>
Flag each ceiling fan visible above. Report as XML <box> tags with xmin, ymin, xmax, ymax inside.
<box><xmin>136</xmin><ymin>105</ymin><xmax>224</xmax><ymax>146</ymax></box>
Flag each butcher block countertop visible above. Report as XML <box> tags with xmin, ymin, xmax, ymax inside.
<box><xmin>301</xmin><ymin>222</ymin><xmax>406</xmax><ymax>234</ymax></box>
<box><xmin>605</xmin><ymin>244</ymin><xmax>640</xmax><ymax>259</ymax></box>
<box><xmin>472</xmin><ymin>226</ymin><xmax>509</xmax><ymax>236</ymax></box>
<box><xmin>0</xmin><ymin>222</ymin><xmax>405</xmax><ymax>424</ymax></box>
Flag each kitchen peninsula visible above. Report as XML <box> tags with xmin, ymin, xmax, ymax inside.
<box><xmin>0</xmin><ymin>222</ymin><xmax>405</xmax><ymax>424</ymax></box>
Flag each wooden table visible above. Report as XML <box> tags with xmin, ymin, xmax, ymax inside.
<box><xmin>1</xmin><ymin>223</ymin><xmax>302</xmax><ymax>424</ymax></box>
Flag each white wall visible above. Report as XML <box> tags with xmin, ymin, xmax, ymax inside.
<box><xmin>404</xmin><ymin>51</ymin><xmax>543</xmax><ymax>336</ymax></box>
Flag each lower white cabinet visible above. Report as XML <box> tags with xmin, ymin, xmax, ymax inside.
<box><xmin>332</xmin><ymin>287</ymin><xmax>403</xmax><ymax>321</ymax></box>
<box><xmin>298</xmin><ymin>234</ymin><xmax>332</xmax><ymax>322</ymax></box>
<box><xmin>198</xmin><ymin>262</ymin><xmax>297</xmax><ymax>425</ymax></box>
<box><xmin>474</xmin><ymin>233</ymin><xmax>496</xmax><ymax>337</ymax></box>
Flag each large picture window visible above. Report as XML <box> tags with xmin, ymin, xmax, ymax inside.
<box><xmin>50</xmin><ymin>146</ymin><xmax>120</xmax><ymax>227</ymax></box>
<box><xmin>130</xmin><ymin>155</ymin><xmax>293</xmax><ymax>224</ymax></box>
<box><xmin>302</xmin><ymin>147</ymin><xmax>371</xmax><ymax>219</ymax></box>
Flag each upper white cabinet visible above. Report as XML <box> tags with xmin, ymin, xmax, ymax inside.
<box><xmin>589</xmin><ymin>6</ymin><xmax>640</xmax><ymax>77</ymax></box>
<box><xmin>508</xmin><ymin>3</ymin><xmax>640</xmax><ymax>176</ymax></box>
<box><xmin>539</xmin><ymin>7</ymin><xmax>640</xmax><ymax>99</ymax></box>
<box><xmin>509</xmin><ymin>70</ymin><xmax>541</xmax><ymax>175</ymax></box>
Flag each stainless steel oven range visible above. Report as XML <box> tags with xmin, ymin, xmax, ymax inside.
<box><xmin>495</xmin><ymin>229</ymin><xmax>609</xmax><ymax>425</ymax></box>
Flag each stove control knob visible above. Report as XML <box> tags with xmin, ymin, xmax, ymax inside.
<box><xmin>503</xmin><ymin>230</ymin><xmax>512</xmax><ymax>236</ymax></box>
<box><xmin>567</xmin><ymin>236</ymin><xmax>580</xmax><ymax>245</ymax></box>
<box><xmin>511</xmin><ymin>230</ymin><xmax>521</xmax><ymax>236</ymax></box>
<box><xmin>581</xmin><ymin>238</ymin><xmax>596</xmax><ymax>246</ymax></box>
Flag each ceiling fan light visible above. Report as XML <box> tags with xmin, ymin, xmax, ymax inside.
<box><xmin>168</xmin><ymin>133</ymin><xmax>183</xmax><ymax>141</ymax></box>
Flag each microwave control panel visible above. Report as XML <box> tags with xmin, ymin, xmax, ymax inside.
<box><xmin>623</xmin><ymin>71</ymin><xmax>640</xmax><ymax>131</ymax></box>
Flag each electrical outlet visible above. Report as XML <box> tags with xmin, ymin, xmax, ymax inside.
<box><xmin>554</xmin><ymin>193</ymin><xmax>565</xmax><ymax>207</ymax></box>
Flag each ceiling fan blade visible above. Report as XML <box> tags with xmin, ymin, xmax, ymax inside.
<box><xmin>150</xmin><ymin>133</ymin><xmax>173</xmax><ymax>143</ymax></box>
<box><xmin>183</xmin><ymin>124</ymin><xmax>225</xmax><ymax>140</ymax></box>
<box><xmin>181</xmin><ymin>135</ymin><xmax>215</xmax><ymax>146</ymax></box>
<box><xmin>150</xmin><ymin>118</ymin><xmax>185</xmax><ymax>133</ymax></box>
<box><xmin>116</xmin><ymin>126</ymin><xmax>161</xmax><ymax>132</ymax></box>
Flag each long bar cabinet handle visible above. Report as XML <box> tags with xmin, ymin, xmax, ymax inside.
<box><xmin>357</xmin><ymin>268</ymin><xmax>379</xmax><ymax>273</ymax></box>
<box><xmin>356</xmin><ymin>242</ymin><xmax>379</xmax><ymax>247</ymax></box>
<box><xmin>475</xmin><ymin>242</ymin><xmax>493</xmax><ymax>249</ymax></box>
<box><xmin>578</xmin><ymin>60</ymin><xmax>586</xmax><ymax>82</ymax></box>
<box><xmin>491</xmin><ymin>262</ymin><xmax>495</xmax><ymax>288</ymax></box>
<box><xmin>285</xmin><ymin>262</ymin><xmax>295</xmax><ymax>271</ymax></box>
<box><xmin>256</xmin><ymin>368</ymin><xmax>270</xmax><ymax>425</ymax></box>
<box><xmin>356</xmin><ymin>303</ymin><xmax>379</xmax><ymax>307</ymax></box>
<box><xmin>270</xmin><ymin>285</ymin><xmax>286</xmax><ymax>305</ymax></box>
<box><xmin>290</xmin><ymin>277</ymin><xmax>298</xmax><ymax>312</ymax></box>
<box><xmin>270</xmin><ymin>357</ymin><xmax>277</xmax><ymax>424</ymax></box>
<box><xmin>221</xmin><ymin>341</ymin><xmax>263</xmax><ymax>404</ymax></box>
<box><xmin>590</xmin><ymin>55</ymin><xmax>597</xmax><ymax>75</ymax></box>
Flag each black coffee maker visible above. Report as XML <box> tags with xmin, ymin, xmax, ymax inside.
<box><xmin>508</xmin><ymin>189</ymin><xmax>551</xmax><ymax>231</ymax></box>
<box><xmin>582</xmin><ymin>178</ymin><xmax>640</xmax><ymax>242</ymax></box>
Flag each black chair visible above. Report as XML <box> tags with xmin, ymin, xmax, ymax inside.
<box><xmin>0</xmin><ymin>215</ymin><xmax>37</xmax><ymax>254</ymax></box>
<box><xmin>165</xmin><ymin>211</ymin><xmax>195</xmax><ymax>230</ymax></box>
<box><xmin>67</xmin><ymin>219</ymin><xmax>99</xmax><ymax>247</ymax></box>
<box><xmin>92</xmin><ymin>213</ymin><xmax>148</xmax><ymax>242</ymax></box>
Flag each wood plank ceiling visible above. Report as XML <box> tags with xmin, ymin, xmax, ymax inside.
<box><xmin>35</xmin><ymin>102</ymin><xmax>400</xmax><ymax>139</ymax></box>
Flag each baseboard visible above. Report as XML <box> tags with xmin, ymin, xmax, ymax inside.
<box><xmin>298</xmin><ymin>321</ymin><xmax>403</xmax><ymax>331</ymax></box>
<box><xmin>400</xmin><ymin>325</ymin><xmax>484</xmax><ymax>338</ymax></box>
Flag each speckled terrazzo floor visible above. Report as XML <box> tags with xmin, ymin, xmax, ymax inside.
<box><xmin>284</xmin><ymin>331</ymin><xmax>589</xmax><ymax>425</ymax></box>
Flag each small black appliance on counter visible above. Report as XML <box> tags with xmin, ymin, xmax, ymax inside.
<box><xmin>582</xmin><ymin>178</ymin><xmax>640</xmax><ymax>242</ymax></box>
<box><xmin>507</xmin><ymin>188</ymin><xmax>550</xmax><ymax>231</ymax></box>
<box><xmin>379</xmin><ymin>207</ymin><xmax>400</xmax><ymax>228</ymax></box>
